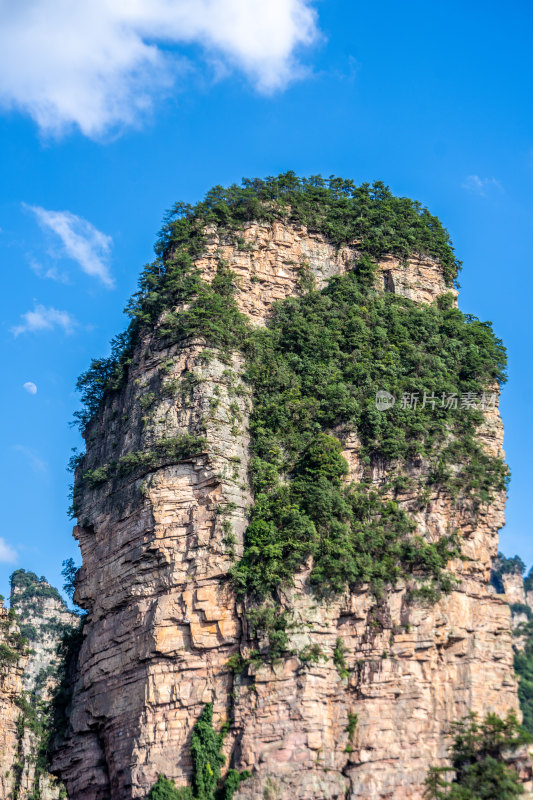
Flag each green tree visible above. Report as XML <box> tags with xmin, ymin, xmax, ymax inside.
<box><xmin>514</xmin><ymin>619</ymin><xmax>533</xmax><ymax>734</ymax></box>
<box><xmin>424</xmin><ymin>712</ymin><xmax>530</xmax><ymax>799</ymax></box>
<box><xmin>147</xmin><ymin>776</ymin><xmax>193</xmax><ymax>800</ymax></box>
<box><xmin>146</xmin><ymin>705</ymin><xmax>250</xmax><ymax>800</ymax></box>
<box><xmin>190</xmin><ymin>704</ymin><xmax>226</xmax><ymax>800</ymax></box>
<box><xmin>61</xmin><ymin>558</ymin><xmax>79</xmax><ymax>601</ymax></box>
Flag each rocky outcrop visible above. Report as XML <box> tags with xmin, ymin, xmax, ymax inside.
<box><xmin>0</xmin><ymin>600</ymin><xmax>26</xmax><ymax>800</ymax></box>
<box><xmin>490</xmin><ymin>556</ymin><xmax>533</xmax><ymax>632</ymax></box>
<box><xmin>53</xmin><ymin>219</ymin><xmax>522</xmax><ymax>800</ymax></box>
<box><xmin>1</xmin><ymin>571</ymin><xmax>78</xmax><ymax>800</ymax></box>
<box><xmin>196</xmin><ymin>222</ymin><xmax>456</xmax><ymax>327</ymax></box>
<box><xmin>502</xmin><ymin>573</ymin><xmax>527</xmax><ymax>606</ymax></box>
<box><xmin>10</xmin><ymin>570</ymin><xmax>78</xmax><ymax>699</ymax></box>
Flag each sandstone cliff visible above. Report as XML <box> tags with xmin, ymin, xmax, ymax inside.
<box><xmin>490</xmin><ymin>554</ymin><xmax>533</xmax><ymax>736</ymax></box>
<box><xmin>10</xmin><ymin>570</ymin><xmax>79</xmax><ymax>698</ymax></box>
<box><xmin>6</xmin><ymin>570</ymin><xmax>78</xmax><ymax>800</ymax></box>
<box><xmin>53</xmin><ymin>178</ymin><xmax>526</xmax><ymax>800</ymax></box>
<box><xmin>0</xmin><ymin>599</ymin><xmax>27</xmax><ymax>800</ymax></box>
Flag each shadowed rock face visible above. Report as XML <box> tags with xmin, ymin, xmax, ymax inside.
<box><xmin>52</xmin><ymin>220</ymin><xmax>519</xmax><ymax>800</ymax></box>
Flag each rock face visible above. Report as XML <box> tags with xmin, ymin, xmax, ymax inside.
<box><xmin>195</xmin><ymin>223</ymin><xmax>457</xmax><ymax>326</ymax></box>
<box><xmin>503</xmin><ymin>573</ymin><xmax>527</xmax><ymax>606</ymax></box>
<box><xmin>10</xmin><ymin>570</ymin><xmax>79</xmax><ymax>699</ymax></box>
<box><xmin>0</xmin><ymin>600</ymin><xmax>26</xmax><ymax>800</ymax></box>
<box><xmin>490</xmin><ymin>556</ymin><xmax>533</xmax><ymax>631</ymax></box>
<box><xmin>491</xmin><ymin>558</ymin><xmax>533</xmax><ymax>682</ymax></box>
<box><xmin>54</xmin><ymin>220</ymin><xmax>521</xmax><ymax>800</ymax></box>
<box><xmin>7</xmin><ymin>571</ymin><xmax>78</xmax><ymax>800</ymax></box>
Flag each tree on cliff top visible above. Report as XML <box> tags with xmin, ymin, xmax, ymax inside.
<box><xmin>73</xmin><ymin>173</ymin><xmax>463</xmax><ymax>432</ymax></box>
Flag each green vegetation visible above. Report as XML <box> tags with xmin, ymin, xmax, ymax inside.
<box><xmin>152</xmin><ymin>173</ymin><xmax>461</xmax><ymax>284</ymax></box>
<box><xmin>246</xmin><ymin>606</ymin><xmax>292</xmax><ymax>660</ymax></box>
<box><xmin>231</xmin><ymin>257</ymin><xmax>505</xmax><ymax>605</ymax></box>
<box><xmin>49</xmin><ymin>619</ymin><xmax>85</xmax><ymax>741</ymax></box>
<box><xmin>0</xmin><ymin>609</ymin><xmax>28</xmax><ymax>669</ymax></box>
<box><xmin>71</xmin><ymin>175</ymin><xmax>508</xmax><ymax>646</ymax></box>
<box><xmin>220</xmin><ymin>770</ymin><xmax>252</xmax><ymax>800</ymax></box>
<box><xmin>495</xmin><ymin>554</ymin><xmax>526</xmax><ymax>575</ymax></box>
<box><xmin>10</xmin><ymin>569</ymin><xmax>62</xmax><ymax>606</ymax></box>
<box><xmin>140</xmin><ymin>391</ymin><xmax>157</xmax><ymax>411</ymax></box>
<box><xmin>523</xmin><ymin>567</ymin><xmax>533</xmax><ymax>594</ymax></box>
<box><xmin>19</xmin><ymin>623</ymin><xmax>38</xmax><ymax>641</ymax></box>
<box><xmin>14</xmin><ymin>692</ymin><xmax>56</xmax><ymax>800</ymax></box>
<box><xmin>161</xmin><ymin>379</ymin><xmax>180</xmax><ymax>397</ymax></box>
<box><xmin>226</xmin><ymin>653</ymin><xmax>249</xmax><ymax>674</ymax></box>
<box><xmin>491</xmin><ymin>553</ymin><xmax>526</xmax><ymax>594</ymax></box>
<box><xmin>333</xmin><ymin>637</ymin><xmax>350</xmax><ymax>679</ymax></box>
<box><xmin>4</xmin><ymin>568</ymin><xmax>78</xmax><ymax>799</ymax></box>
<box><xmin>511</xmin><ymin>603</ymin><xmax>533</xmax><ymax>621</ymax></box>
<box><xmin>157</xmin><ymin>263</ymin><xmax>249</xmax><ymax>354</ymax></box>
<box><xmin>346</xmin><ymin>712</ymin><xmax>358</xmax><ymax>741</ymax></box>
<box><xmin>147</xmin><ymin>777</ymin><xmax>193</xmax><ymax>800</ymax></box>
<box><xmin>424</xmin><ymin>712</ymin><xmax>530</xmax><ymax>799</ymax></box>
<box><xmin>190</xmin><ymin>703</ymin><xmax>227</xmax><ymax>799</ymax></box>
<box><xmin>61</xmin><ymin>558</ymin><xmax>79</xmax><ymax>601</ymax></box>
<box><xmin>80</xmin><ymin>434</ymin><xmax>207</xmax><ymax>489</ymax></box>
<box><xmin>147</xmin><ymin>704</ymin><xmax>250</xmax><ymax>800</ymax></box>
<box><xmin>298</xmin><ymin>643</ymin><xmax>326</xmax><ymax>665</ymax></box>
<box><xmin>513</xmin><ymin>618</ymin><xmax>533</xmax><ymax>735</ymax></box>
<box><xmin>73</xmin><ymin>173</ymin><xmax>462</xmax><ymax>432</ymax></box>
<box><xmin>0</xmin><ymin>641</ymin><xmax>21</xmax><ymax>666</ymax></box>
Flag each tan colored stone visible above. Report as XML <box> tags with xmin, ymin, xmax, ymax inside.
<box><xmin>51</xmin><ymin>220</ymin><xmax>524</xmax><ymax>800</ymax></box>
<box><xmin>0</xmin><ymin>603</ymin><xmax>25</xmax><ymax>800</ymax></box>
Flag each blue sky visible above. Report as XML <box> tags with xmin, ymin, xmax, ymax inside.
<box><xmin>1</xmin><ymin>0</ymin><xmax>532</xmax><ymax>599</ymax></box>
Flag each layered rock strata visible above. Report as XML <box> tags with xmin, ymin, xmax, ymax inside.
<box><xmin>0</xmin><ymin>600</ymin><xmax>26</xmax><ymax>800</ymax></box>
<box><xmin>54</xmin><ymin>221</ymin><xmax>521</xmax><ymax>800</ymax></box>
<box><xmin>8</xmin><ymin>571</ymin><xmax>78</xmax><ymax>799</ymax></box>
<box><xmin>10</xmin><ymin>571</ymin><xmax>79</xmax><ymax>698</ymax></box>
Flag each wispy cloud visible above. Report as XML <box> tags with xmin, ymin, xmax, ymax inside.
<box><xmin>27</xmin><ymin>206</ymin><xmax>114</xmax><ymax>288</ymax></box>
<box><xmin>13</xmin><ymin>445</ymin><xmax>47</xmax><ymax>473</ymax></box>
<box><xmin>12</xmin><ymin>304</ymin><xmax>77</xmax><ymax>337</ymax></box>
<box><xmin>0</xmin><ymin>537</ymin><xmax>17</xmax><ymax>564</ymax></box>
<box><xmin>0</xmin><ymin>0</ymin><xmax>319</xmax><ymax>139</ymax></box>
<box><xmin>30</xmin><ymin>258</ymin><xmax>70</xmax><ymax>284</ymax></box>
<box><xmin>462</xmin><ymin>175</ymin><xmax>503</xmax><ymax>197</ymax></box>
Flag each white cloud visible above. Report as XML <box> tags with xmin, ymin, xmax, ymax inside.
<box><xmin>12</xmin><ymin>304</ymin><xmax>77</xmax><ymax>336</ymax></box>
<box><xmin>23</xmin><ymin>382</ymin><xmax>38</xmax><ymax>395</ymax></box>
<box><xmin>0</xmin><ymin>0</ymin><xmax>318</xmax><ymax>138</ymax></box>
<box><xmin>27</xmin><ymin>206</ymin><xmax>114</xmax><ymax>287</ymax></box>
<box><xmin>0</xmin><ymin>537</ymin><xmax>17</xmax><ymax>564</ymax></box>
<box><xmin>30</xmin><ymin>258</ymin><xmax>70</xmax><ymax>284</ymax></box>
<box><xmin>462</xmin><ymin>175</ymin><xmax>503</xmax><ymax>197</ymax></box>
<box><xmin>13</xmin><ymin>445</ymin><xmax>47</xmax><ymax>473</ymax></box>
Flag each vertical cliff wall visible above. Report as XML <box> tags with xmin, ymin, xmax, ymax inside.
<box><xmin>0</xmin><ymin>572</ymin><xmax>76</xmax><ymax>800</ymax></box>
<box><xmin>10</xmin><ymin>570</ymin><xmax>79</xmax><ymax>697</ymax></box>
<box><xmin>8</xmin><ymin>570</ymin><xmax>78</xmax><ymax>800</ymax></box>
<box><xmin>0</xmin><ymin>600</ymin><xmax>26</xmax><ymax>800</ymax></box>
<box><xmin>54</xmin><ymin>179</ymin><xmax>524</xmax><ymax>800</ymax></box>
<box><xmin>491</xmin><ymin>554</ymin><xmax>533</xmax><ymax>735</ymax></box>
